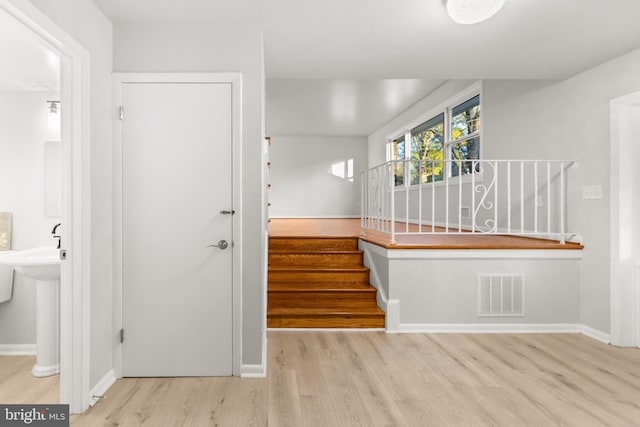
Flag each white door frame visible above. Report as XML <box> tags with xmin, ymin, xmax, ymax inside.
<box><xmin>610</xmin><ymin>91</ymin><xmax>640</xmax><ymax>347</ymax></box>
<box><xmin>0</xmin><ymin>0</ymin><xmax>91</xmax><ymax>413</ymax></box>
<box><xmin>112</xmin><ymin>73</ymin><xmax>243</xmax><ymax>376</ymax></box>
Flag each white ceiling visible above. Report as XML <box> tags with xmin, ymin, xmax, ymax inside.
<box><xmin>263</xmin><ymin>0</ymin><xmax>640</xmax><ymax>80</ymax></box>
<box><xmin>267</xmin><ymin>79</ymin><xmax>445</xmax><ymax>135</ymax></box>
<box><xmin>94</xmin><ymin>0</ymin><xmax>640</xmax><ymax>80</ymax></box>
<box><xmin>92</xmin><ymin>0</ymin><xmax>640</xmax><ymax>134</ymax></box>
<box><xmin>0</xmin><ymin>10</ymin><xmax>59</xmax><ymax>92</ymax></box>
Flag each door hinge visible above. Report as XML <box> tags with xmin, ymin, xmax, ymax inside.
<box><xmin>120</xmin><ymin>328</ymin><xmax>124</xmax><ymax>343</ymax></box>
<box><xmin>119</xmin><ymin>106</ymin><xmax>124</xmax><ymax>121</ymax></box>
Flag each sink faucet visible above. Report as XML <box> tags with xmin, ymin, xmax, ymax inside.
<box><xmin>52</xmin><ymin>223</ymin><xmax>61</xmax><ymax>249</ymax></box>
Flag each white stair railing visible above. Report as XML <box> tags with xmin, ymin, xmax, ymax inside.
<box><xmin>360</xmin><ymin>159</ymin><xmax>578</xmax><ymax>244</ymax></box>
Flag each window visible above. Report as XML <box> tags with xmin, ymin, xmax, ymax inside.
<box><xmin>449</xmin><ymin>95</ymin><xmax>480</xmax><ymax>177</ymax></box>
<box><xmin>391</xmin><ymin>135</ymin><xmax>405</xmax><ymax>186</ymax></box>
<box><xmin>410</xmin><ymin>113</ymin><xmax>444</xmax><ymax>184</ymax></box>
<box><xmin>388</xmin><ymin>87</ymin><xmax>481</xmax><ymax>186</ymax></box>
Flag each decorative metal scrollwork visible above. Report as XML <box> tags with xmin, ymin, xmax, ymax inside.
<box><xmin>473</xmin><ymin>161</ymin><xmax>497</xmax><ymax>233</ymax></box>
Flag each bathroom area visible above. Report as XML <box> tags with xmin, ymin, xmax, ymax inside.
<box><xmin>0</xmin><ymin>9</ymin><xmax>63</xmax><ymax>403</ymax></box>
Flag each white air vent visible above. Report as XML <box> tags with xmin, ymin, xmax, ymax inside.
<box><xmin>478</xmin><ymin>274</ymin><xmax>524</xmax><ymax>317</ymax></box>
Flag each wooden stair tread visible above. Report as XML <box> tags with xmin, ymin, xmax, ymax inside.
<box><xmin>269</xmin><ymin>249</ymin><xmax>362</xmax><ymax>254</ymax></box>
<box><xmin>269</xmin><ymin>266</ymin><xmax>369</xmax><ymax>272</ymax></box>
<box><xmin>269</xmin><ymin>237</ymin><xmax>360</xmax><ymax>252</ymax></box>
<box><xmin>268</xmin><ymin>307</ymin><xmax>385</xmax><ymax>315</ymax></box>
<box><xmin>267</xmin><ymin>317</ymin><xmax>385</xmax><ymax>328</ymax></box>
<box><xmin>267</xmin><ymin>281</ymin><xmax>371</xmax><ymax>289</ymax></box>
<box><xmin>269</xmin><ymin>235</ymin><xmax>359</xmax><ymax>240</ymax></box>
<box><xmin>269</xmin><ymin>284</ymin><xmax>375</xmax><ymax>291</ymax></box>
<box><xmin>269</xmin><ymin>251</ymin><xmax>363</xmax><ymax>264</ymax></box>
<box><xmin>269</xmin><ymin>251</ymin><xmax>363</xmax><ymax>268</ymax></box>
<box><xmin>268</xmin><ymin>268</ymin><xmax>371</xmax><ymax>287</ymax></box>
<box><xmin>268</xmin><ymin>318</ymin><xmax>384</xmax><ymax>328</ymax></box>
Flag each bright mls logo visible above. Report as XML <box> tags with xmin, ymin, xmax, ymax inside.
<box><xmin>1</xmin><ymin>405</ymin><xmax>68</xmax><ymax>426</ymax></box>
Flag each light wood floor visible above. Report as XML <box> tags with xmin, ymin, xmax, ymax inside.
<box><xmin>68</xmin><ymin>331</ymin><xmax>640</xmax><ymax>426</ymax></box>
<box><xmin>269</xmin><ymin>218</ymin><xmax>583</xmax><ymax>250</ymax></box>
<box><xmin>0</xmin><ymin>356</ymin><xmax>59</xmax><ymax>403</ymax></box>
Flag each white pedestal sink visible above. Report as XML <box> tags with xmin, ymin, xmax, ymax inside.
<box><xmin>0</xmin><ymin>247</ymin><xmax>61</xmax><ymax>377</ymax></box>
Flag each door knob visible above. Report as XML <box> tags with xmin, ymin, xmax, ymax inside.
<box><xmin>220</xmin><ymin>210</ymin><xmax>235</xmax><ymax>215</ymax></box>
<box><xmin>207</xmin><ymin>240</ymin><xmax>229</xmax><ymax>250</ymax></box>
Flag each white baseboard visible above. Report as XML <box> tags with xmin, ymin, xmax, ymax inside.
<box><xmin>240</xmin><ymin>364</ymin><xmax>266</xmax><ymax>378</ymax></box>
<box><xmin>385</xmin><ymin>300</ymin><xmax>400</xmax><ymax>332</ymax></box>
<box><xmin>389</xmin><ymin>323</ymin><xmax>582</xmax><ymax>334</ymax></box>
<box><xmin>266</xmin><ymin>324</ymin><xmax>608</xmax><ymax>343</ymax></box>
<box><xmin>0</xmin><ymin>344</ymin><xmax>36</xmax><ymax>355</ymax></box>
<box><xmin>580</xmin><ymin>325</ymin><xmax>611</xmax><ymax>344</ymax></box>
<box><xmin>241</xmin><ymin>331</ymin><xmax>267</xmax><ymax>378</ymax></box>
<box><xmin>384</xmin><ymin>322</ymin><xmax>610</xmax><ymax>345</ymax></box>
<box><xmin>88</xmin><ymin>369</ymin><xmax>116</xmax><ymax>407</ymax></box>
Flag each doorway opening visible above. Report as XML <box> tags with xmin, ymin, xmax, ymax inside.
<box><xmin>0</xmin><ymin>0</ymin><xmax>90</xmax><ymax>413</ymax></box>
<box><xmin>610</xmin><ymin>90</ymin><xmax>640</xmax><ymax>348</ymax></box>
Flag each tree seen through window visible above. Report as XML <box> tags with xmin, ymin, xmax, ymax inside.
<box><xmin>388</xmin><ymin>90</ymin><xmax>481</xmax><ymax>186</ymax></box>
<box><xmin>410</xmin><ymin>113</ymin><xmax>444</xmax><ymax>184</ymax></box>
<box><xmin>392</xmin><ymin>136</ymin><xmax>405</xmax><ymax>186</ymax></box>
<box><xmin>450</xmin><ymin>95</ymin><xmax>480</xmax><ymax>177</ymax></box>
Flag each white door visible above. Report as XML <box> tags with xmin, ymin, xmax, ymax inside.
<box><xmin>122</xmin><ymin>82</ymin><xmax>233</xmax><ymax>376</ymax></box>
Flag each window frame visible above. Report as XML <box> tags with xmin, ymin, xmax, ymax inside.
<box><xmin>387</xmin><ymin>81</ymin><xmax>483</xmax><ymax>189</ymax></box>
<box><xmin>447</xmin><ymin>94</ymin><xmax>481</xmax><ymax>178</ymax></box>
<box><xmin>390</xmin><ymin>134</ymin><xmax>406</xmax><ymax>186</ymax></box>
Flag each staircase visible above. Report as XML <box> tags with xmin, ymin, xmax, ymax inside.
<box><xmin>267</xmin><ymin>236</ymin><xmax>385</xmax><ymax>328</ymax></box>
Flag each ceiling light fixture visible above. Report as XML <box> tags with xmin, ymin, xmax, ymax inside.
<box><xmin>446</xmin><ymin>0</ymin><xmax>506</xmax><ymax>25</ymax></box>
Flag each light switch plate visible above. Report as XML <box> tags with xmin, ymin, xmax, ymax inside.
<box><xmin>582</xmin><ymin>185</ymin><xmax>603</xmax><ymax>200</ymax></box>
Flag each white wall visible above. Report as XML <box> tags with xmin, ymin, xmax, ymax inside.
<box><xmin>113</xmin><ymin>21</ymin><xmax>265</xmax><ymax>366</ymax></box>
<box><xmin>269</xmin><ymin>135</ymin><xmax>367</xmax><ymax>217</ymax></box>
<box><xmin>391</xmin><ymin>258</ymin><xmax>579</xmax><ymax>325</ymax></box>
<box><xmin>0</xmin><ymin>91</ymin><xmax>60</xmax><ymax>345</ymax></box>
<box><xmin>362</xmin><ymin>242</ymin><xmax>581</xmax><ymax>328</ymax></box>
<box><xmin>483</xmin><ymin>48</ymin><xmax>640</xmax><ymax>335</ymax></box>
<box><xmin>27</xmin><ymin>0</ymin><xmax>114</xmax><ymax>389</ymax></box>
